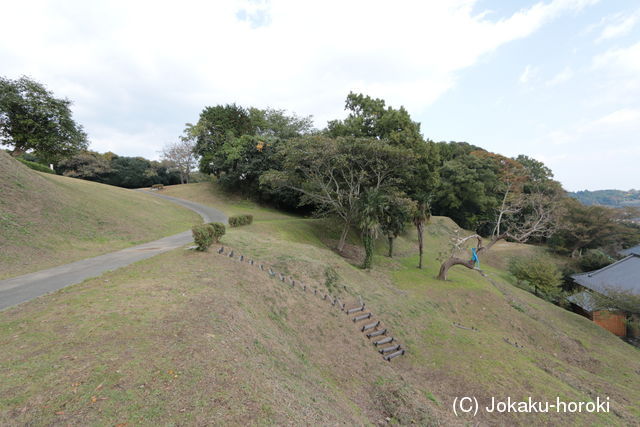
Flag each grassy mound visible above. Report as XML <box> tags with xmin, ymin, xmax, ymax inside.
<box><xmin>0</xmin><ymin>151</ymin><xmax>201</xmax><ymax>279</ymax></box>
<box><xmin>1</xmin><ymin>181</ymin><xmax>638</xmax><ymax>425</ymax></box>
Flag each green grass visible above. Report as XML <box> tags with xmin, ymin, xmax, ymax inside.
<box><xmin>0</xmin><ymin>151</ymin><xmax>201</xmax><ymax>279</ymax></box>
<box><xmin>1</xmin><ymin>179</ymin><xmax>639</xmax><ymax>425</ymax></box>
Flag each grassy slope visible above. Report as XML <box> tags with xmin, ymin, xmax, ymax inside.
<box><xmin>1</xmin><ymin>181</ymin><xmax>639</xmax><ymax>425</ymax></box>
<box><xmin>0</xmin><ymin>152</ymin><xmax>201</xmax><ymax>279</ymax></box>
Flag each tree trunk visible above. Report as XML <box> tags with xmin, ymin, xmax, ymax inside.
<box><xmin>416</xmin><ymin>221</ymin><xmax>424</xmax><ymax>269</ymax></box>
<box><xmin>362</xmin><ymin>233</ymin><xmax>374</xmax><ymax>269</ymax></box>
<box><xmin>437</xmin><ymin>257</ymin><xmax>476</xmax><ymax>280</ymax></box>
<box><xmin>388</xmin><ymin>236</ymin><xmax>394</xmax><ymax>257</ymax></box>
<box><xmin>337</xmin><ymin>221</ymin><xmax>350</xmax><ymax>253</ymax></box>
<box><xmin>437</xmin><ymin>233</ymin><xmax>506</xmax><ymax>280</ymax></box>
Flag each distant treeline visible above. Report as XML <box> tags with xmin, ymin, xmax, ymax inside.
<box><xmin>569</xmin><ymin>189</ymin><xmax>640</xmax><ymax>208</ymax></box>
<box><xmin>14</xmin><ymin>150</ymin><xmax>194</xmax><ymax>189</ymax></box>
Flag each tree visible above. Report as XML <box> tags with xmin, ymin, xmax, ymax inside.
<box><xmin>105</xmin><ymin>156</ymin><xmax>159</xmax><ymax>188</ymax></box>
<box><xmin>161</xmin><ymin>128</ymin><xmax>197</xmax><ymax>184</ymax></box>
<box><xmin>326</xmin><ymin>92</ymin><xmax>423</xmax><ymax>148</ymax></box>
<box><xmin>357</xmin><ymin>190</ymin><xmax>385</xmax><ymax>269</ymax></box>
<box><xmin>193</xmin><ymin>104</ymin><xmax>255</xmax><ymax>176</ymax></box>
<box><xmin>262</xmin><ymin>136</ymin><xmax>412</xmax><ymax>253</ymax></box>
<box><xmin>437</xmin><ymin>188</ymin><xmax>560</xmax><ymax>280</ymax></box>
<box><xmin>0</xmin><ymin>76</ymin><xmax>88</xmax><ymax>162</ymax></box>
<box><xmin>550</xmin><ymin>199</ymin><xmax>628</xmax><ymax>257</ymax></box>
<box><xmin>508</xmin><ymin>255</ymin><xmax>562</xmax><ymax>298</ymax></box>
<box><xmin>431</xmin><ymin>152</ymin><xmax>501</xmax><ymax>232</ymax></box>
<box><xmin>379</xmin><ymin>193</ymin><xmax>416</xmax><ymax>257</ymax></box>
<box><xmin>57</xmin><ymin>151</ymin><xmax>112</xmax><ymax>181</ymax></box>
<box><xmin>403</xmin><ymin>141</ymin><xmax>440</xmax><ymax>269</ymax></box>
<box><xmin>249</xmin><ymin>107</ymin><xmax>315</xmax><ymax>139</ymax></box>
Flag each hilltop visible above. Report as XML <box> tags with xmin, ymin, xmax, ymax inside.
<box><xmin>1</xmin><ymin>181</ymin><xmax>638</xmax><ymax>425</ymax></box>
<box><xmin>569</xmin><ymin>189</ymin><xmax>640</xmax><ymax>208</ymax></box>
<box><xmin>0</xmin><ymin>151</ymin><xmax>200</xmax><ymax>279</ymax></box>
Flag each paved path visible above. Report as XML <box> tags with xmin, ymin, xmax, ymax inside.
<box><xmin>0</xmin><ymin>190</ymin><xmax>226</xmax><ymax>311</ymax></box>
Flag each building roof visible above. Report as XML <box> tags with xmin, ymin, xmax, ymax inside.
<box><xmin>620</xmin><ymin>244</ymin><xmax>640</xmax><ymax>256</ymax></box>
<box><xmin>567</xmin><ymin>291</ymin><xmax>600</xmax><ymax>312</ymax></box>
<box><xmin>571</xmin><ymin>254</ymin><xmax>640</xmax><ymax>296</ymax></box>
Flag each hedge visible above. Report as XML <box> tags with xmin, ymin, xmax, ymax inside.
<box><xmin>17</xmin><ymin>158</ymin><xmax>55</xmax><ymax>174</ymax></box>
<box><xmin>207</xmin><ymin>222</ymin><xmax>226</xmax><ymax>242</ymax></box>
<box><xmin>228</xmin><ymin>214</ymin><xmax>253</xmax><ymax>227</ymax></box>
<box><xmin>192</xmin><ymin>222</ymin><xmax>226</xmax><ymax>251</ymax></box>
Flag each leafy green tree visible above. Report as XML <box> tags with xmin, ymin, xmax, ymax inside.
<box><xmin>578</xmin><ymin>249</ymin><xmax>614</xmax><ymax>271</ymax></box>
<box><xmin>0</xmin><ymin>76</ymin><xmax>88</xmax><ymax>162</ymax></box>
<box><xmin>326</xmin><ymin>92</ymin><xmax>423</xmax><ymax>148</ymax></box>
<box><xmin>262</xmin><ymin>136</ymin><xmax>412</xmax><ymax>253</ymax></box>
<box><xmin>57</xmin><ymin>151</ymin><xmax>112</xmax><ymax>181</ymax></box>
<box><xmin>105</xmin><ymin>156</ymin><xmax>158</xmax><ymax>188</ymax></box>
<box><xmin>380</xmin><ymin>193</ymin><xmax>416</xmax><ymax>257</ymax></box>
<box><xmin>549</xmin><ymin>198</ymin><xmax>639</xmax><ymax>257</ymax></box>
<box><xmin>357</xmin><ymin>190</ymin><xmax>385</xmax><ymax>269</ymax></box>
<box><xmin>508</xmin><ymin>255</ymin><xmax>562</xmax><ymax>298</ymax></box>
<box><xmin>249</xmin><ymin>107</ymin><xmax>315</xmax><ymax>139</ymax></box>
<box><xmin>193</xmin><ymin>104</ymin><xmax>255</xmax><ymax>176</ymax></box>
<box><xmin>432</xmin><ymin>153</ymin><xmax>500</xmax><ymax>232</ymax></box>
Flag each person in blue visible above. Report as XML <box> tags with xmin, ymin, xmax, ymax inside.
<box><xmin>471</xmin><ymin>247</ymin><xmax>480</xmax><ymax>269</ymax></box>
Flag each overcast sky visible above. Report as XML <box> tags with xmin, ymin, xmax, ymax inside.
<box><xmin>1</xmin><ymin>0</ymin><xmax>638</xmax><ymax>191</ymax></box>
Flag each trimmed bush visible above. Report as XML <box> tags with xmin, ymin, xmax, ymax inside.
<box><xmin>17</xmin><ymin>158</ymin><xmax>55</xmax><ymax>174</ymax></box>
<box><xmin>207</xmin><ymin>222</ymin><xmax>226</xmax><ymax>243</ymax></box>
<box><xmin>228</xmin><ymin>214</ymin><xmax>253</xmax><ymax>227</ymax></box>
<box><xmin>192</xmin><ymin>224</ymin><xmax>215</xmax><ymax>251</ymax></box>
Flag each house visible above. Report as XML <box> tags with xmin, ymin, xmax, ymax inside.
<box><xmin>569</xmin><ymin>254</ymin><xmax>640</xmax><ymax>338</ymax></box>
<box><xmin>620</xmin><ymin>244</ymin><xmax>640</xmax><ymax>257</ymax></box>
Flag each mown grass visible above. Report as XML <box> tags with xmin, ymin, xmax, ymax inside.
<box><xmin>1</xmin><ymin>180</ymin><xmax>639</xmax><ymax>425</ymax></box>
<box><xmin>0</xmin><ymin>152</ymin><xmax>201</xmax><ymax>279</ymax></box>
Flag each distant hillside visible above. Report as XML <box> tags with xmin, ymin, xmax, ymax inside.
<box><xmin>569</xmin><ymin>189</ymin><xmax>640</xmax><ymax>207</ymax></box>
<box><xmin>0</xmin><ymin>151</ymin><xmax>200</xmax><ymax>279</ymax></box>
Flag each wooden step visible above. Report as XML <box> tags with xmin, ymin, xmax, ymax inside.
<box><xmin>373</xmin><ymin>336</ymin><xmax>393</xmax><ymax>346</ymax></box>
<box><xmin>361</xmin><ymin>320</ymin><xmax>380</xmax><ymax>332</ymax></box>
<box><xmin>352</xmin><ymin>313</ymin><xmax>372</xmax><ymax>322</ymax></box>
<box><xmin>366</xmin><ymin>329</ymin><xmax>387</xmax><ymax>338</ymax></box>
<box><xmin>346</xmin><ymin>306</ymin><xmax>365</xmax><ymax>314</ymax></box>
<box><xmin>383</xmin><ymin>349</ymin><xmax>405</xmax><ymax>361</ymax></box>
<box><xmin>379</xmin><ymin>344</ymin><xmax>400</xmax><ymax>354</ymax></box>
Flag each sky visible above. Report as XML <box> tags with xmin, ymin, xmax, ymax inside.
<box><xmin>0</xmin><ymin>0</ymin><xmax>638</xmax><ymax>191</ymax></box>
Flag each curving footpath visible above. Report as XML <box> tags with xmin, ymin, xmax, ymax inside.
<box><xmin>0</xmin><ymin>190</ymin><xmax>226</xmax><ymax>311</ymax></box>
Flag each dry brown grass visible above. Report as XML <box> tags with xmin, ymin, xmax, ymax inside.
<box><xmin>0</xmin><ymin>152</ymin><xmax>200</xmax><ymax>279</ymax></box>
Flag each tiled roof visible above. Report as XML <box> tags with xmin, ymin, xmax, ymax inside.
<box><xmin>571</xmin><ymin>254</ymin><xmax>640</xmax><ymax>296</ymax></box>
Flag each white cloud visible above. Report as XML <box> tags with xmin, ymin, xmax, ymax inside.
<box><xmin>597</xmin><ymin>9</ymin><xmax>640</xmax><ymax>41</ymax></box>
<box><xmin>519</xmin><ymin>65</ymin><xmax>539</xmax><ymax>84</ymax></box>
<box><xmin>0</xmin><ymin>0</ymin><xmax>599</xmax><ymax>157</ymax></box>
<box><xmin>546</xmin><ymin>66</ymin><xmax>574</xmax><ymax>86</ymax></box>
<box><xmin>593</xmin><ymin>41</ymin><xmax>640</xmax><ymax>73</ymax></box>
<box><xmin>592</xmin><ymin>108</ymin><xmax>640</xmax><ymax>126</ymax></box>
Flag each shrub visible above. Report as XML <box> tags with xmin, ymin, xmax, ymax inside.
<box><xmin>228</xmin><ymin>214</ymin><xmax>254</xmax><ymax>227</ymax></box>
<box><xmin>578</xmin><ymin>249</ymin><xmax>614</xmax><ymax>272</ymax></box>
<box><xmin>207</xmin><ymin>222</ymin><xmax>226</xmax><ymax>243</ymax></box>
<box><xmin>192</xmin><ymin>224</ymin><xmax>215</xmax><ymax>251</ymax></box>
<box><xmin>17</xmin><ymin>158</ymin><xmax>55</xmax><ymax>174</ymax></box>
<box><xmin>508</xmin><ymin>255</ymin><xmax>562</xmax><ymax>300</ymax></box>
<box><xmin>323</xmin><ymin>266</ymin><xmax>340</xmax><ymax>294</ymax></box>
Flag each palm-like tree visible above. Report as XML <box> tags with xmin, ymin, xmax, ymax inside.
<box><xmin>357</xmin><ymin>190</ymin><xmax>385</xmax><ymax>269</ymax></box>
